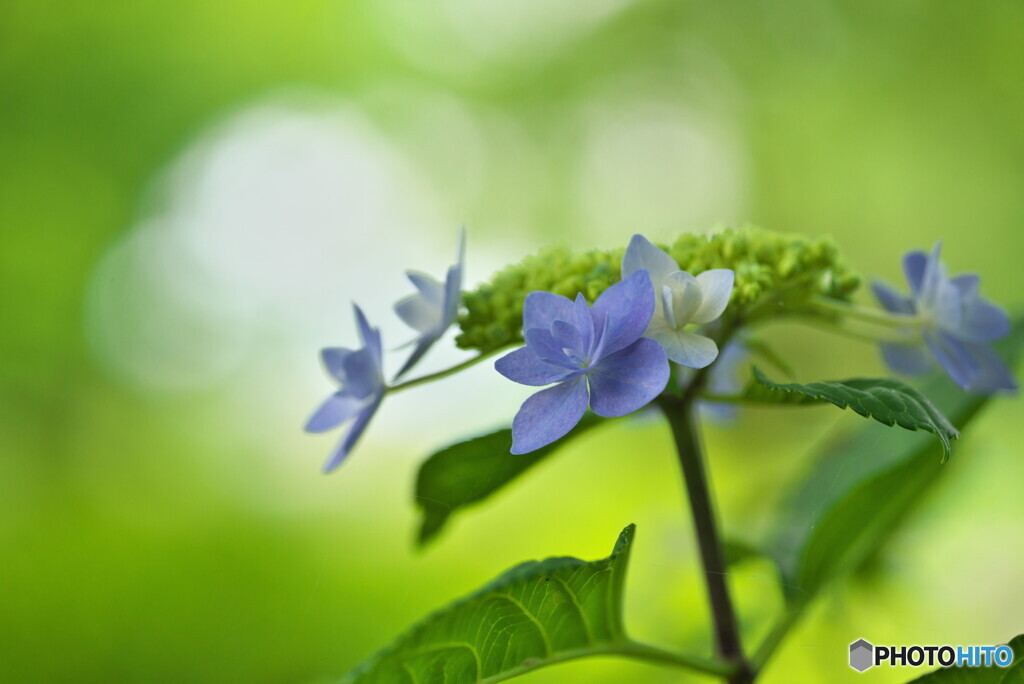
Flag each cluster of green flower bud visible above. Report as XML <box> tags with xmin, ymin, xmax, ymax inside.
<box><xmin>456</xmin><ymin>227</ymin><xmax>861</xmax><ymax>352</ymax></box>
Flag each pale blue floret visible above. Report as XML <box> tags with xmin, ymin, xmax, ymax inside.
<box><xmin>700</xmin><ymin>337</ymin><xmax>749</xmax><ymax>421</ymax></box>
<box><xmin>496</xmin><ymin>269</ymin><xmax>670</xmax><ymax>454</ymax></box>
<box><xmin>393</xmin><ymin>229</ymin><xmax>465</xmax><ymax>379</ymax></box>
<box><xmin>305</xmin><ymin>304</ymin><xmax>386</xmax><ymax>472</ymax></box>
<box><xmin>621</xmin><ymin>234</ymin><xmax>734</xmax><ymax>368</ymax></box>
<box><xmin>872</xmin><ymin>242</ymin><xmax>1016</xmax><ymax>393</ymax></box>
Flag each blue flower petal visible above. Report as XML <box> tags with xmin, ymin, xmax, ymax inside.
<box><xmin>393</xmin><ymin>231</ymin><xmax>465</xmax><ymax>380</ymax></box>
<box><xmin>341</xmin><ymin>347</ymin><xmax>383</xmax><ymax>399</ymax></box>
<box><xmin>510</xmin><ymin>377</ymin><xmax>590</xmax><ymax>454</ymax></box>
<box><xmin>877</xmin><ymin>245</ymin><xmax>1016</xmax><ymax>394</ymax></box>
<box><xmin>902</xmin><ymin>250</ymin><xmax>929</xmax><ymax>296</ymax></box>
<box><xmin>550</xmin><ymin>320</ymin><xmax>585</xmax><ymax>359</ymax></box>
<box><xmin>879</xmin><ymin>343</ymin><xmax>933</xmax><ymax>376</ymax></box>
<box><xmin>917</xmin><ymin>242</ymin><xmax>946</xmax><ymax>309</ymax></box>
<box><xmin>442</xmin><ymin>228</ymin><xmax>465</xmax><ymax>328</ymax></box>
<box><xmin>961</xmin><ymin>342</ymin><xmax>1019</xmax><ymax>393</ymax></box>
<box><xmin>522</xmin><ymin>291</ymin><xmax>575</xmax><ymax>333</ymax></box>
<box><xmin>321</xmin><ymin>347</ymin><xmax>354</xmax><ymax>383</ymax></box>
<box><xmin>524</xmin><ymin>328</ymin><xmax>579</xmax><ymax>369</ymax></box>
<box><xmin>394</xmin><ymin>293</ymin><xmax>440</xmax><ymax>334</ymax></box>
<box><xmin>443</xmin><ymin>263</ymin><xmax>462</xmax><ymax>326</ymax></box>
<box><xmin>957</xmin><ymin>298</ymin><xmax>1011</xmax><ymax>343</ymax></box>
<box><xmin>951</xmin><ymin>274</ymin><xmax>980</xmax><ymax>297</ymax></box>
<box><xmin>322</xmin><ymin>398</ymin><xmax>383</xmax><ymax>472</ymax></box>
<box><xmin>305</xmin><ymin>393</ymin><xmax>363</xmax><ymax>433</ymax></box>
<box><xmin>871</xmin><ymin>281</ymin><xmax>915</xmax><ymax>315</ymax></box>
<box><xmin>925</xmin><ymin>330</ymin><xmax>979</xmax><ymax>390</ymax></box>
<box><xmin>495</xmin><ymin>347</ymin><xmax>576</xmax><ymax>386</ymax></box>
<box><xmin>571</xmin><ymin>293</ymin><xmax>594</xmax><ymax>354</ymax></box>
<box><xmin>590</xmin><ymin>270</ymin><xmax>655</xmax><ymax>356</ymax></box>
<box><xmin>406</xmin><ymin>271</ymin><xmax>446</xmax><ymax>306</ymax></box>
<box><xmin>706</xmin><ymin>338</ymin><xmax>748</xmax><ymax>396</ymax></box>
<box><xmin>353</xmin><ymin>304</ymin><xmax>382</xmax><ymax>366</ymax></box>
<box><xmin>588</xmin><ymin>338</ymin><xmax>669</xmax><ymax>418</ymax></box>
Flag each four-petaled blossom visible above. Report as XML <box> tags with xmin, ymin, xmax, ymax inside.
<box><xmin>495</xmin><ymin>270</ymin><xmax>670</xmax><ymax>454</ymax></box>
<box><xmin>872</xmin><ymin>242</ymin><xmax>1016</xmax><ymax>393</ymax></box>
<box><xmin>393</xmin><ymin>229</ymin><xmax>465</xmax><ymax>379</ymax></box>
<box><xmin>305</xmin><ymin>305</ymin><xmax>386</xmax><ymax>472</ymax></box>
<box><xmin>621</xmin><ymin>234</ymin><xmax>734</xmax><ymax>368</ymax></box>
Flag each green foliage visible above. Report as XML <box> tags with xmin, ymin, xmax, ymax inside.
<box><xmin>910</xmin><ymin>635</ymin><xmax>1024</xmax><ymax>683</ymax></box>
<box><xmin>769</xmin><ymin>318</ymin><xmax>1024</xmax><ymax>604</ymax></box>
<box><xmin>340</xmin><ymin>526</ymin><xmax>636</xmax><ymax>684</ymax></box>
<box><xmin>456</xmin><ymin>227</ymin><xmax>860</xmax><ymax>352</ymax></box>
<box><xmin>747</xmin><ymin>367</ymin><xmax>958</xmax><ymax>461</ymax></box>
<box><xmin>415</xmin><ymin>415</ymin><xmax>605</xmax><ymax>545</ymax></box>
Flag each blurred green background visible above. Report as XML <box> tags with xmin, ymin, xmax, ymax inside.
<box><xmin>2</xmin><ymin>1</ymin><xmax>1023</xmax><ymax>682</ymax></box>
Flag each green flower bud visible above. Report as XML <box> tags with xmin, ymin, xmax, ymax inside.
<box><xmin>456</xmin><ymin>227</ymin><xmax>860</xmax><ymax>352</ymax></box>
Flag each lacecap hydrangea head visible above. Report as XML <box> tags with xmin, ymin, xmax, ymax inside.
<box><xmin>457</xmin><ymin>227</ymin><xmax>860</xmax><ymax>353</ymax></box>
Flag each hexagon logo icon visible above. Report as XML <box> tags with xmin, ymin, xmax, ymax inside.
<box><xmin>850</xmin><ymin>639</ymin><xmax>874</xmax><ymax>672</ymax></box>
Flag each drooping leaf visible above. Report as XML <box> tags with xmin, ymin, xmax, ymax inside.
<box><xmin>340</xmin><ymin>526</ymin><xmax>635</xmax><ymax>684</ymax></box>
<box><xmin>415</xmin><ymin>414</ymin><xmax>604</xmax><ymax>546</ymax></box>
<box><xmin>769</xmin><ymin>317</ymin><xmax>1023</xmax><ymax>605</ymax></box>
<box><xmin>748</xmin><ymin>367</ymin><xmax>958</xmax><ymax>461</ymax></box>
<box><xmin>910</xmin><ymin>634</ymin><xmax>1024</xmax><ymax>682</ymax></box>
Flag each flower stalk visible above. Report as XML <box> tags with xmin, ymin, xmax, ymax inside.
<box><xmin>385</xmin><ymin>348</ymin><xmax>507</xmax><ymax>394</ymax></box>
<box><xmin>809</xmin><ymin>294</ymin><xmax>924</xmax><ymax>328</ymax></box>
<box><xmin>660</xmin><ymin>383</ymin><xmax>753</xmax><ymax>683</ymax></box>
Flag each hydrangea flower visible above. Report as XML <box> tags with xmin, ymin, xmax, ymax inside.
<box><xmin>496</xmin><ymin>270</ymin><xmax>670</xmax><ymax>454</ymax></box>
<box><xmin>872</xmin><ymin>243</ymin><xmax>1016</xmax><ymax>393</ymax></box>
<box><xmin>305</xmin><ymin>305</ymin><xmax>385</xmax><ymax>472</ymax></box>
<box><xmin>393</xmin><ymin>230</ymin><xmax>465</xmax><ymax>379</ymax></box>
<box><xmin>621</xmin><ymin>234</ymin><xmax>734</xmax><ymax>368</ymax></box>
<box><xmin>700</xmin><ymin>337</ymin><xmax>749</xmax><ymax>421</ymax></box>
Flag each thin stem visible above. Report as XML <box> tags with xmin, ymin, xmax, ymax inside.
<box><xmin>387</xmin><ymin>348</ymin><xmax>507</xmax><ymax>394</ymax></box>
<box><xmin>660</xmin><ymin>394</ymin><xmax>753</xmax><ymax>683</ymax></box>
<box><xmin>787</xmin><ymin>315</ymin><xmax>919</xmax><ymax>346</ymax></box>
<box><xmin>810</xmin><ymin>295</ymin><xmax>924</xmax><ymax>328</ymax></box>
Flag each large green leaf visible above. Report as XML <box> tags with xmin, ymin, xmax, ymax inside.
<box><xmin>910</xmin><ymin>635</ymin><xmax>1024</xmax><ymax>682</ymax></box>
<box><xmin>341</xmin><ymin>525</ymin><xmax>634</xmax><ymax>683</ymax></box>
<box><xmin>748</xmin><ymin>368</ymin><xmax>959</xmax><ymax>461</ymax></box>
<box><xmin>341</xmin><ymin>526</ymin><xmax>730</xmax><ymax>683</ymax></box>
<box><xmin>769</xmin><ymin>318</ymin><xmax>1024</xmax><ymax>604</ymax></box>
<box><xmin>415</xmin><ymin>414</ymin><xmax>604</xmax><ymax>546</ymax></box>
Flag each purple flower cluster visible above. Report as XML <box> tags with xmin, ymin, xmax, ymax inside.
<box><xmin>305</xmin><ymin>305</ymin><xmax>386</xmax><ymax>472</ymax></box>
<box><xmin>873</xmin><ymin>243</ymin><xmax>1016</xmax><ymax>393</ymax></box>
<box><xmin>496</xmin><ymin>271</ymin><xmax>670</xmax><ymax>454</ymax></box>
<box><xmin>306</xmin><ymin>232</ymin><xmax>464</xmax><ymax>471</ymax></box>
<box><xmin>496</xmin><ymin>235</ymin><xmax>739</xmax><ymax>453</ymax></box>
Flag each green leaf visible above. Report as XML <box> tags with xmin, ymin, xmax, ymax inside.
<box><xmin>415</xmin><ymin>414</ymin><xmax>604</xmax><ymax>546</ymax></box>
<box><xmin>343</xmin><ymin>525</ymin><xmax>631</xmax><ymax>684</ymax></box>
<box><xmin>749</xmin><ymin>367</ymin><xmax>959</xmax><ymax>461</ymax></box>
<box><xmin>342</xmin><ymin>526</ymin><xmax>731</xmax><ymax>683</ymax></box>
<box><xmin>910</xmin><ymin>635</ymin><xmax>1024</xmax><ymax>682</ymax></box>
<box><xmin>769</xmin><ymin>317</ymin><xmax>1024</xmax><ymax>605</ymax></box>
